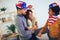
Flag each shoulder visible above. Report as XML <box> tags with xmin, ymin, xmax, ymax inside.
<box><xmin>15</xmin><ymin>16</ymin><xmax>23</xmax><ymax>22</ymax></box>
<box><xmin>16</xmin><ymin>16</ymin><xmax>24</xmax><ymax>20</ymax></box>
<box><xmin>28</xmin><ymin>19</ymin><xmax>32</xmax><ymax>24</ymax></box>
<box><xmin>58</xmin><ymin>15</ymin><xmax>60</xmax><ymax>18</ymax></box>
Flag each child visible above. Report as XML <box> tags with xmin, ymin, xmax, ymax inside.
<box><xmin>37</xmin><ymin>3</ymin><xmax>60</xmax><ymax>40</ymax></box>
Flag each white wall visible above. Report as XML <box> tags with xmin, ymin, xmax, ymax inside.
<box><xmin>0</xmin><ymin>0</ymin><xmax>60</xmax><ymax>29</ymax></box>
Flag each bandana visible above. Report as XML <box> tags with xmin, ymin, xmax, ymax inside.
<box><xmin>48</xmin><ymin>15</ymin><xmax>58</xmax><ymax>25</ymax></box>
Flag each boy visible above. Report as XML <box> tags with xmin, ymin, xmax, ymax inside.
<box><xmin>37</xmin><ymin>3</ymin><xmax>60</xmax><ymax>40</ymax></box>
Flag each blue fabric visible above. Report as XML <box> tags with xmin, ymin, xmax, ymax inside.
<box><xmin>16</xmin><ymin>1</ymin><xmax>27</xmax><ymax>9</ymax></box>
<box><xmin>22</xmin><ymin>2</ymin><xmax>27</xmax><ymax>9</ymax></box>
<box><xmin>16</xmin><ymin>15</ymin><xmax>32</xmax><ymax>40</ymax></box>
<box><xmin>49</xmin><ymin>3</ymin><xmax>59</xmax><ymax>9</ymax></box>
<box><xmin>49</xmin><ymin>4</ymin><xmax>53</xmax><ymax>8</ymax></box>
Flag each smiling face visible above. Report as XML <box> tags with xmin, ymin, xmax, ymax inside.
<box><xmin>28</xmin><ymin>12</ymin><xmax>33</xmax><ymax>20</ymax></box>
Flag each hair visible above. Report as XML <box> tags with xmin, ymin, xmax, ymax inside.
<box><xmin>24</xmin><ymin>9</ymin><xmax>33</xmax><ymax>19</ymax></box>
<box><xmin>50</xmin><ymin>6</ymin><xmax>60</xmax><ymax>16</ymax></box>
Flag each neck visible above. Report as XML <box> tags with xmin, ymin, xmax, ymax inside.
<box><xmin>17</xmin><ymin>11</ymin><xmax>23</xmax><ymax>14</ymax></box>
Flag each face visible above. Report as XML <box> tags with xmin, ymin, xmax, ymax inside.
<box><xmin>48</xmin><ymin>9</ymin><xmax>54</xmax><ymax>16</ymax></box>
<box><xmin>28</xmin><ymin>12</ymin><xmax>33</xmax><ymax>20</ymax></box>
<box><xmin>22</xmin><ymin>9</ymin><xmax>26</xmax><ymax>15</ymax></box>
<box><xmin>17</xmin><ymin>9</ymin><xmax>26</xmax><ymax>15</ymax></box>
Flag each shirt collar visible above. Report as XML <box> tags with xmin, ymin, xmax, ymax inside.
<box><xmin>17</xmin><ymin>14</ymin><xmax>24</xmax><ymax>17</ymax></box>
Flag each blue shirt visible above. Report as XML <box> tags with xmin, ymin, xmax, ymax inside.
<box><xmin>16</xmin><ymin>15</ymin><xmax>32</xmax><ymax>40</ymax></box>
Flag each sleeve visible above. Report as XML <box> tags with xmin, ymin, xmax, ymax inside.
<box><xmin>16</xmin><ymin>16</ymin><xmax>32</xmax><ymax>39</ymax></box>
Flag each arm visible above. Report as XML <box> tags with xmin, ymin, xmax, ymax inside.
<box><xmin>32</xmin><ymin>17</ymin><xmax>38</xmax><ymax>30</ymax></box>
<box><xmin>16</xmin><ymin>16</ymin><xmax>32</xmax><ymax>39</ymax></box>
<box><xmin>40</xmin><ymin>21</ymin><xmax>48</xmax><ymax>33</ymax></box>
<box><xmin>31</xmin><ymin>17</ymin><xmax>38</xmax><ymax>31</ymax></box>
<box><xmin>37</xmin><ymin>20</ymin><xmax>48</xmax><ymax>37</ymax></box>
<box><xmin>27</xmin><ymin>18</ymin><xmax>38</xmax><ymax>33</ymax></box>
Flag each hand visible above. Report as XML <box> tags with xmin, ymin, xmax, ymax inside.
<box><xmin>34</xmin><ymin>21</ymin><xmax>38</xmax><ymax>28</ymax></box>
<box><xmin>32</xmin><ymin>25</ymin><xmax>37</xmax><ymax>30</ymax></box>
<box><xmin>37</xmin><ymin>33</ymin><xmax>42</xmax><ymax>37</ymax></box>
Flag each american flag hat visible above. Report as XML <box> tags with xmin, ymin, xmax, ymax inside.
<box><xmin>49</xmin><ymin>2</ymin><xmax>59</xmax><ymax>9</ymax></box>
<box><xmin>16</xmin><ymin>1</ymin><xmax>27</xmax><ymax>9</ymax></box>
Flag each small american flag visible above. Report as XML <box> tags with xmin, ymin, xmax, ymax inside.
<box><xmin>48</xmin><ymin>16</ymin><xmax>58</xmax><ymax>25</ymax></box>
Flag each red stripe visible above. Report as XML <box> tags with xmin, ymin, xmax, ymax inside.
<box><xmin>48</xmin><ymin>16</ymin><xmax>58</xmax><ymax>25</ymax></box>
<box><xmin>49</xmin><ymin>22</ymin><xmax>53</xmax><ymax>23</ymax></box>
<box><xmin>49</xmin><ymin>16</ymin><xmax>58</xmax><ymax>18</ymax></box>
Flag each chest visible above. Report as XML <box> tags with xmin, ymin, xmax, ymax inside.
<box><xmin>48</xmin><ymin>19</ymin><xmax>60</xmax><ymax>29</ymax></box>
<box><xmin>22</xmin><ymin>17</ymin><xmax>27</xmax><ymax>27</ymax></box>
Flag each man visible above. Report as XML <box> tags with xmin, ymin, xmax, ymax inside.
<box><xmin>15</xmin><ymin>1</ymin><xmax>37</xmax><ymax>40</ymax></box>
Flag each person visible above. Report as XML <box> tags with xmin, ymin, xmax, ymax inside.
<box><xmin>37</xmin><ymin>3</ymin><xmax>60</xmax><ymax>40</ymax></box>
<box><xmin>24</xmin><ymin>9</ymin><xmax>39</xmax><ymax>40</ymax></box>
<box><xmin>25</xmin><ymin>9</ymin><xmax>38</xmax><ymax>32</ymax></box>
<box><xmin>15</xmin><ymin>1</ymin><xmax>38</xmax><ymax>40</ymax></box>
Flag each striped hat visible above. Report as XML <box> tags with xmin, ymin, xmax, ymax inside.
<box><xmin>49</xmin><ymin>2</ymin><xmax>59</xmax><ymax>8</ymax></box>
<box><xmin>16</xmin><ymin>1</ymin><xmax>27</xmax><ymax>9</ymax></box>
<box><xmin>49</xmin><ymin>2</ymin><xmax>60</xmax><ymax>16</ymax></box>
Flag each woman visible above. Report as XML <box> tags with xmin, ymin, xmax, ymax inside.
<box><xmin>25</xmin><ymin>9</ymin><xmax>38</xmax><ymax>40</ymax></box>
<box><xmin>25</xmin><ymin>9</ymin><xmax>38</xmax><ymax>32</ymax></box>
